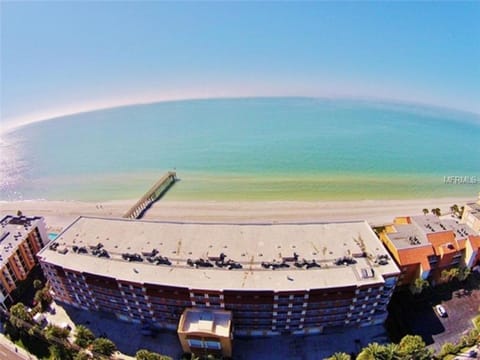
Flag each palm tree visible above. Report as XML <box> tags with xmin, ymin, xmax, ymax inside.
<box><xmin>74</xmin><ymin>325</ymin><xmax>95</xmax><ymax>348</ymax></box>
<box><xmin>44</xmin><ymin>324</ymin><xmax>70</xmax><ymax>342</ymax></box>
<box><xmin>357</xmin><ymin>342</ymin><xmax>385</xmax><ymax>360</ymax></box>
<box><xmin>9</xmin><ymin>302</ymin><xmax>32</xmax><ymax>329</ymax></box>
<box><xmin>91</xmin><ymin>338</ymin><xmax>117</xmax><ymax>357</ymax></box>
<box><xmin>326</xmin><ymin>352</ymin><xmax>351</xmax><ymax>360</ymax></box>
<box><xmin>381</xmin><ymin>343</ymin><xmax>400</xmax><ymax>360</ymax></box>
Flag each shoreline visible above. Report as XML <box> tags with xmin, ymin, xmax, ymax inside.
<box><xmin>0</xmin><ymin>196</ymin><xmax>474</xmax><ymax>232</ymax></box>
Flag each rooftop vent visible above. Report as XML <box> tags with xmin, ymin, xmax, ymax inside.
<box><xmin>57</xmin><ymin>247</ymin><xmax>68</xmax><ymax>255</ymax></box>
<box><xmin>141</xmin><ymin>249</ymin><xmax>159</xmax><ymax>257</ymax></box>
<box><xmin>72</xmin><ymin>246</ymin><xmax>88</xmax><ymax>254</ymax></box>
<box><xmin>146</xmin><ymin>255</ymin><xmax>171</xmax><ymax>266</ymax></box>
<box><xmin>408</xmin><ymin>236</ymin><xmax>421</xmax><ymax>245</ymax></box>
<box><xmin>334</xmin><ymin>257</ymin><xmax>357</xmax><ymax>266</ymax></box>
<box><xmin>122</xmin><ymin>253</ymin><xmax>143</xmax><ymax>262</ymax></box>
<box><xmin>361</xmin><ymin>268</ymin><xmax>375</xmax><ymax>279</ymax></box>
<box><xmin>187</xmin><ymin>258</ymin><xmax>213</xmax><ymax>268</ymax></box>
<box><xmin>294</xmin><ymin>259</ymin><xmax>321</xmax><ymax>269</ymax></box>
<box><xmin>262</xmin><ymin>261</ymin><xmax>290</xmax><ymax>270</ymax></box>
<box><xmin>375</xmin><ymin>254</ymin><xmax>389</xmax><ymax>266</ymax></box>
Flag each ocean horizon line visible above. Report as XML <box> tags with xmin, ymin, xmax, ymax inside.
<box><xmin>2</xmin><ymin>95</ymin><xmax>479</xmax><ymax>136</ymax></box>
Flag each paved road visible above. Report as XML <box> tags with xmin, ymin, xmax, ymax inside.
<box><xmin>0</xmin><ymin>343</ymin><xmax>31</xmax><ymax>360</ymax></box>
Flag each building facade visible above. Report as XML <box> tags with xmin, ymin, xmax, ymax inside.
<box><xmin>0</xmin><ymin>215</ymin><xmax>49</xmax><ymax>308</ymax></box>
<box><xmin>178</xmin><ymin>308</ymin><xmax>232</xmax><ymax>357</ymax></box>
<box><xmin>461</xmin><ymin>194</ymin><xmax>480</xmax><ymax>234</ymax></box>
<box><xmin>38</xmin><ymin>217</ymin><xmax>399</xmax><ymax>337</ymax></box>
<box><xmin>380</xmin><ymin>214</ymin><xmax>480</xmax><ymax>286</ymax></box>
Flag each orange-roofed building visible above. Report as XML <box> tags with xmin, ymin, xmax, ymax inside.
<box><xmin>380</xmin><ymin>213</ymin><xmax>480</xmax><ymax>287</ymax></box>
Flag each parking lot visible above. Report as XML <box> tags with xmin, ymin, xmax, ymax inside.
<box><xmin>389</xmin><ymin>276</ymin><xmax>480</xmax><ymax>352</ymax></box>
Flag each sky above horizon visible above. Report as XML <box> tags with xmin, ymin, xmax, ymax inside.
<box><xmin>1</xmin><ymin>1</ymin><xmax>480</xmax><ymax>128</ymax></box>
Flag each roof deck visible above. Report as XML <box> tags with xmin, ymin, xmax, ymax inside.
<box><xmin>384</xmin><ymin>223</ymin><xmax>429</xmax><ymax>249</ymax></box>
<box><xmin>180</xmin><ymin>309</ymin><xmax>231</xmax><ymax>337</ymax></box>
<box><xmin>38</xmin><ymin>216</ymin><xmax>399</xmax><ymax>291</ymax></box>
<box><xmin>0</xmin><ymin>215</ymin><xmax>44</xmax><ymax>267</ymax></box>
<box><xmin>411</xmin><ymin>215</ymin><xmax>476</xmax><ymax>238</ymax></box>
<box><xmin>386</xmin><ymin>215</ymin><xmax>477</xmax><ymax>251</ymax></box>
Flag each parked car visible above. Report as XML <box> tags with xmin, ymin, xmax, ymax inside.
<box><xmin>435</xmin><ymin>304</ymin><xmax>447</xmax><ymax>317</ymax></box>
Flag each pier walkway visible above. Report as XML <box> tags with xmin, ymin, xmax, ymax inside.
<box><xmin>123</xmin><ymin>171</ymin><xmax>177</xmax><ymax>219</ymax></box>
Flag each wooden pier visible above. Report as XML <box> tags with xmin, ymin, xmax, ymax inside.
<box><xmin>123</xmin><ymin>171</ymin><xmax>177</xmax><ymax>219</ymax></box>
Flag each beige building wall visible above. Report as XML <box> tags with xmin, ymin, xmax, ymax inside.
<box><xmin>178</xmin><ymin>308</ymin><xmax>232</xmax><ymax>358</ymax></box>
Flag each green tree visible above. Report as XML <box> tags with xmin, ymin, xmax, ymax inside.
<box><xmin>44</xmin><ymin>324</ymin><xmax>70</xmax><ymax>342</ymax></box>
<box><xmin>136</xmin><ymin>349</ymin><xmax>173</xmax><ymax>360</ymax></box>
<box><xmin>91</xmin><ymin>338</ymin><xmax>116</xmax><ymax>357</ymax></box>
<box><xmin>410</xmin><ymin>278</ymin><xmax>429</xmax><ymax>295</ymax></box>
<box><xmin>438</xmin><ymin>342</ymin><xmax>460</xmax><ymax>358</ymax></box>
<box><xmin>33</xmin><ymin>279</ymin><xmax>43</xmax><ymax>290</ymax></box>
<box><xmin>441</xmin><ymin>268</ymin><xmax>460</xmax><ymax>283</ymax></box>
<box><xmin>381</xmin><ymin>343</ymin><xmax>400</xmax><ymax>360</ymax></box>
<box><xmin>357</xmin><ymin>343</ymin><xmax>385</xmax><ymax>360</ymax></box>
<box><xmin>451</xmin><ymin>204</ymin><xmax>460</xmax><ymax>216</ymax></box>
<box><xmin>74</xmin><ymin>325</ymin><xmax>95</xmax><ymax>348</ymax></box>
<box><xmin>74</xmin><ymin>351</ymin><xmax>92</xmax><ymax>360</ymax></box>
<box><xmin>325</xmin><ymin>352</ymin><xmax>351</xmax><ymax>360</ymax></box>
<box><xmin>398</xmin><ymin>335</ymin><xmax>432</xmax><ymax>360</ymax></box>
<box><xmin>422</xmin><ymin>208</ymin><xmax>429</xmax><ymax>215</ymax></box>
<box><xmin>49</xmin><ymin>343</ymin><xmax>74</xmax><ymax>360</ymax></box>
<box><xmin>9</xmin><ymin>302</ymin><xmax>33</xmax><ymax>329</ymax></box>
<box><xmin>34</xmin><ymin>287</ymin><xmax>53</xmax><ymax>312</ymax></box>
<box><xmin>458</xmin><ymin>267</ymin><xmax>471</xmax><ymax>281</ymax></box>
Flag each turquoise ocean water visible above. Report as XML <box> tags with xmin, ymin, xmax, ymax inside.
<box><xmin>1</xmin><ymin>98</ymin><xmax>479</xmax><ymax>201</ymax></box>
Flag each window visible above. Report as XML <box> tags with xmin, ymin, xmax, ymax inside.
<box><xmin>187</xmin><ymin>339</ymin><xmax>203</xmax><ymax>348</ymax></box>
<box><xmin>205</xmin><ymin>341</ymin><xmax>221</xmax><ymax>350</ymax></box>
<box><xmin>187</xmin><ymin>339</ymin><xmax>221</xmax><ymax>350</ymax></box>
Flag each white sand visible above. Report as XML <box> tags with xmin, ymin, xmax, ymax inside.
<box><xmin>0</xmin><ymin>197</ymin><xmax>473</xmax><ymax>232</ymax></box>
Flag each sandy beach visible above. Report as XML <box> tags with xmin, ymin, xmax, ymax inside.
<box><xmin>0</xmin><ymin>196</ymin><xmax>474</xmax><ymax>232</ymax></box>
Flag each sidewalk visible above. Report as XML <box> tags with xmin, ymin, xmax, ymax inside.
<box><xmin>0</xmin><ymin>334</ymin><xmax>37</xmax><ymax>360</ymax></box>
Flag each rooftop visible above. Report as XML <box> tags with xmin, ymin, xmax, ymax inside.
<box><xmin>465</xmin><ymin>201</ymin><xmax>480</xmax><ymax>220</ymax></box>
<box><xmin>180</xmin><ymin>309</ymin><xmax>231</xmax><ymax>337</ymax></box>
<box><xmin>384</xmin><ymin>223</ymin><xmax>429</xmax><ymax>250</ymax></box>
<box><xmin>0</xmin><ymin>215</ymin><xmax>45</xmax><ymax>267</ymax></box>
<box><xmin>386</xmin><ymin>215</ymin><xmax>477</xmax><ymax>250</ymax></box>
<box><xmin>37</xmin><ymin>216</ymin><xmax>400</xmax><ymax>291</ymax></box>
<box><xmin>411</xmin><ymin>215</ymin><xmax>477</xmax><ymax>238</ymax></box>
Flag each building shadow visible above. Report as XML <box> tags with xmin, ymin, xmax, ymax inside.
<box><xmin>61</xmin><ymin>304</ymin><xmax>183</xmax><ymax>358</ymax></box>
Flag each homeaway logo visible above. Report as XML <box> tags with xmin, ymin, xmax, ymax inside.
<box><xmin>443</xmin><ymin>176</ymin><xmax>478</xmax><ymax>185</ymax></box>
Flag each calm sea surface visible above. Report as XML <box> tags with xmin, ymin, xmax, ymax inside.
<box><xmin>1</xmin><ymin>98</ymin><xmax>479</xmax><ymax>201</ymax></box>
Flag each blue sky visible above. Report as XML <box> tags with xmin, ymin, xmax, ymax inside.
<box><xmin>1</xmin><ymin>1</ymin><xmax>479</xmax><ymax>127</ymax></box>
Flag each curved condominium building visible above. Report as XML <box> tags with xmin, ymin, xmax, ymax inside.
<box><xmin>38</xmin><ymin>217</ymin><xmax>399</xmax><ymax>337</ymax></box>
